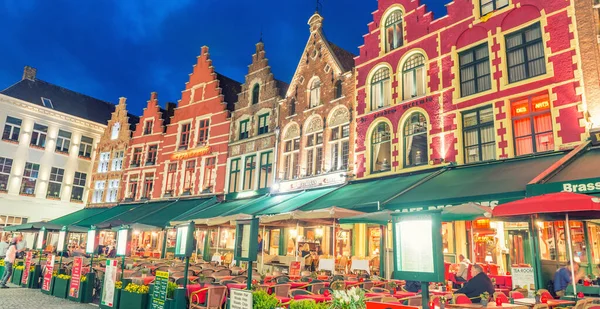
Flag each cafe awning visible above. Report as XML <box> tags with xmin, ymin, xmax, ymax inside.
<box><xmin>138</xmin><ymin>197</ymin><xmax>217</xmax><ymax>228</ymax></box>
<box><xmin>49</xmin><ymin>207</ymin><xmax>111</xmax><ymax>226</ymax></box>
<box><xmin>256</xmin><ymin>187</ymin><xmax>339</xmax><ymax>223</ymax></box>
<box><xmin>75</xmin><ymin>202</ymin><xmax>149</xmax><ymax>227</ymax></box>
<box><xmin>4</xmin><ymin>222</ymin><xmax>87</xmax><ymax>232</ymax></box>
<box><xmin>207</xmin><ymin>192</ymin><xmax>303</xmax><ymax>226</ymax></box>
<box><xmin>493</xmin><ymin>192</ymin><xmax>600</xmax><ymax>220</ymax></box>
<box><xmin>171</xmin><ymin>195</ymin><xmax>268</xmax><ymax>225</ymax></box>
<box><xmin>169</xmin><ymin>197</ymin><xmax>224</xmax><ymax>225</ymax></box>
<box><xmin>299</xmin><ymin>170</ymin><xmax>439</xmax><ymax>213</ymax></box>
<box><xmin>385</xmin><ymin>153</ymin><xmax>564</xmax><ymax>210</ymax></box>
<box><xmin>93</xmin><ymin>200</ymin><xmax>176</xmax><ymax>228</ymax></box>
<box><xmin>339</xmin><ymin>203</ymin><xmax>492</xmax><ymax>224</ymax></box>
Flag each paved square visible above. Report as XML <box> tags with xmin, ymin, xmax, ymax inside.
<box><xmin>0</xmin><ymin>283</ymin><xmax>97</xmax><ymax>309</ymax></box>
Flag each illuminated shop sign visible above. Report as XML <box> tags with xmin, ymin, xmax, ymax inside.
<box><xmin>359</xmin><ymin>96</ymin><xmax>434</xmax><ymax>123</ymax></box>
<box><xmin>171</xmin><ymin>146</ymin><xmax>211</xmax><ymax>160</ymax></box>
<box><xmin>278</xmin><ymin>172</ymin><xmax>346</xmax><ymax>192</ymax></box>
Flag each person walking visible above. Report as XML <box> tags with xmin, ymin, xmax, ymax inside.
<box><xmin>0</xmin><ymin>235</ymin><xmax>9</xmax><ymax>259</ymax></box>
<box><xmin>0</xmin><ymin>238</ymin><xmax>19</xmax><ymax>288</ymax></box>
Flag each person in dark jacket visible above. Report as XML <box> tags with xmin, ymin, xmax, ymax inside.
<box><xmin>456</xmin><ymin>264</ymin><xmax>495</xmax><ymax>303</ymax></box>
<box><xmin>405</xmin><ymin>280</ymin><xmax>421</xmax><ymax>293</ymax></box>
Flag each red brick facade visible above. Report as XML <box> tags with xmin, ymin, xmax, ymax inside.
<box><xmin>354</xmin><ymin>0</ymin><xmax>595</xmax><ymax>179</ymax></box>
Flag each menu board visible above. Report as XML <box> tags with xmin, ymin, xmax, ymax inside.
<box><xmin>36</xmin><ymin>229</ymin><xmax>46</xmax><ymax>250</ymax></box>
<box><xmin>230</xmin><ymin>289</ymin><xmax>253</xmax><ymax>309</ymax></box>
<box><xmin>289</xmin><ymin>261</ymin><xmax>301</xmax><ymax>277</ymax></box>
<box><xmin>240</xmin><ymin>224</ymin><xmax>251</xmax><ymax>259</ymax></box>
<box><xmin>175</xmin><ymin>226</ymin><xmax>188</xmax><ymax>256</ymax></box>
<box><xmin>69</xmin><ymin>257</ymin><xmax>83</xmax><ymax>298</ymax></box>
<box><xmin>21</xmin><ymin>251</ymin><xmax>33</xmax><ymax>285</ymax></box>
<box><xmin>116</xmin><ymin>229</ymin><xmax>128</xmax><ymax>256</ymax></box>
<box><xmin>42</xmin><ymin>254</ymin><xmax>55</xmax><ymax>291</ymax></box>
<box><xmin>57</xmin><ymin>230</ymin><xmax>67</xmax><ymax>253</ymax></box>
<box><xmin>512</xmin><ymin>267</ymin><xmax>535</xmax><ymax>293</ymax></box>
<box><xmin>395</xmin><ymin>215</ymin><xmax>434</xmax><ymax>273</ymax></box>
<box><xmin>101</xmin><ymin>259</ymin><xmax>118</xmax><ymax>307</ymax></box>
<box><xmin>151</xmin><ymin>271</ymin><xmax>169</xmax><ymax>309</ymax></box>
<box><xmin>86</xmin><ymin>229</ymin><xmax>96</xmax><ymax>254</ymax></box>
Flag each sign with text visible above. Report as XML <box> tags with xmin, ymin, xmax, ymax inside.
<box><xmin>278</xmin><ymin>172</ymin><xmax>346</xmax><ymax>192</ymax></box>
<box><xmin>171</xmin><ymin>146</ymin><xmax>211</xmax><ymax>160</ymax></box>
<box><xmin>318</xmin><ymin>258</ymin><xmax>335</xmax><ymax>272</ymax></box>
<box><xmin>175</xmin><ymin>221</ymin><xmax>194</xmax><ymax>257</ymax></box>
<box><xmin>21</xmin><ymin>251</ymin><xmax>33</xmax><ymax>285</ymax></box>
<box><xmin>289</xmin><ymin>261</ymin><xmax>301</xmax><ymax>277</ymax></box>
<box><xmin>69</xmin><ymin>257</ymin><xmax>83</xmax><ymax>298</ymax></box>
<box><xmin>86</xmin><ymin>228</ymin><xmax>98</xmax><ymax>254</ymax></box>
<box><xmin>234</xmin><ymin>218</ymin><xmax>258</xmax><ymax>262</ymax></box>
<box><xmin>392</xmin><ymin>211</ymin><xmax>444</xmax><ymax>282</ymax></box>
<box><xmin>527</xmin><ymin>177</ymin><xmax>600</xmax><ymax>196</ymax></box>
<box><xmin>230</xmin><ymin>289</ymin><xmax>253</xmax><ymax>309</ymax></box>
<box><xmin>512</xmin><ymin>267</ymin><xmax>535</xmax><ymax>293</ymax></box>
<box><xmin>42</xmin><ymin>254</ymin><xmax>55</xmax><ymax>291</ymax></box>
<box><xmin>151</xmin><ymin>271</ymin><xmax>169</xmax><ymax>309</ymax></box>
<box><xmin>116</xmin><ymin>228</ymin><xmax>130</xmax><ymax>257</ymax></box>
<box><xmin>101</xmin><ymin>259</ymin><xmax>118</xmax><ymax>307</ymax></box>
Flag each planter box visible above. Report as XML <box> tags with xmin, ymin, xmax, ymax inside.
<box><xmin>41</xmin><ymin>277</ymin><xmax>55</xmax><ymax>295</ymax></box>
<box><xmin>52</xmin><ymin>278</ymin><xmax>70</xmax><ymax>298</ymax></box>
<box><xmin>120</xmin><ymin>290</ymin><xmax>149</xmax><ymax>309</ymax></box>
<box><xmin>99</xmin><ymin>288</ymin><xmax>121</xmax><ymax>309</ymax></box>
<box><xmin>67</xmin><ymin>280</ymin><xmax>94</xmax><ymax>303</ymax></box>
<box><xmin>21</xmin><ymin>267</ymin><xmax>36</xmax><ymax>288</ymax></box>
<box><xmin>0</xmin><ymin>265</ymin><xmax>4</xmax><ymax>279</ymax></box>
<box><xmin>11</xmin><ymin>268</ymin><xmax>23</xmax><ymax>285</ymax></box>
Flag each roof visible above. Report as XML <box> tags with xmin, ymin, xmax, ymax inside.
<box><xmin>1</xmin><ymin>78</ymin><xmax>117</xmax><ymax>125</ymax></box>
<box><xmin>327</xmin><ymin>41</ymin><xmax>356</xmax><ymax>72</ymax></box>
<box><xmin>216</xmin><ymin>73</ymin><xmax>242</xmax><ymax>111</ymax></box>
<box><xmin>275</xmin><ymin>79</ymin><xmax>290</xmax><ymax>98</ymax></box>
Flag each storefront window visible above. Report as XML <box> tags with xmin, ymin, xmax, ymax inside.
<box><xmin>537</xmin><ymin>221</ymin><xmax>587</xmax><ymax>263</ymax></box>
<box><xmin>589</xmin><ymin>224</ymin><xmax>600</xmax><ymax>264</ymax></box>
<box><xmin>368</xmin><ymin>227</ymin><xmax>381</xmax><ymax>257</ymax></box>
<box><xmin>336</xmin><ymin>228</ymin><xmax>352</xmax><ymax>257</ymax></box>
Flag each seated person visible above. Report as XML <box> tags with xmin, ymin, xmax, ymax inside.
<box><xmin>456</xmin><ymin>254</ymin><xmax>471</xmax><ymax>282</ymax></box>
<box><xmin>455</xmin><ymin>264</ymin><xmax>494</xmax><ymax>303</ymax></box>
<box><xmin>405</xmin><ymin>280</ymin><xmax>421</xmax><ymax>293</ymax></box>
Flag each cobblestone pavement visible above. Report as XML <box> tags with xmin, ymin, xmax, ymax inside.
<box><xmin>0</xmin><ymin>283</ymin><xmax>97</xmax><ymax>309</ymax></box>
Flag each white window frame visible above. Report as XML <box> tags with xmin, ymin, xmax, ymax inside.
<box><xmin>71</xmin><ymin>172</ymin><xmax>86</xmax><ymax>202</ymax></box>
<box><xmin>79</xmin><ymin>136</ymin><xmax>94</xmax><ymax>158</ymax></box>
<box><xmin>92</xmin><ymin>181</ymin><xmax>105</xmax><ymax>203</ymax></box>
<box><xmin>111</xmin><ymin>150</ymin><xmax>124</xmax><ymax>171</ymax></box>
<box><xmin>329</xmin><ymin>124</ymin><xmax>350</xmax><ymax>172</ymax></box>
<box><xmin>105</xmin><ymin>179</ymin><xmax>119</xmax><ymax>203</ymax></box>
<box><xmin>55</xmin><ymin>130</ymin><xmax>72</xmax><ymax>153</ymax></box>
<box><xmin>98</xmin><ymin>152</ymin><xmax>110</xmax><ymax>173</ymax></box>
<box><xmin>30</xmin><ymin>123</ymin><xmax>48</xmax><ymax>148</ymax></box>
<box><xmin>111</xmin><ymin>123</ymin><xmax>120</xmax><ymax>140</ymax></box>
<box><xmin>2</xmin><ymin>116</ymin><xmax>22</xmax><ymax>142</ymax></box>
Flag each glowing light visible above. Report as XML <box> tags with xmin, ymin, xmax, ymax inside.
<box><xmin>315</xmin><ymin>228</ymin><xmax>323</xmax><ymax>237</ymax></box>
<box><xmin>289</xmin><ymin>229</ymin><xmax>298</xmax><ymax>238</ymax></box>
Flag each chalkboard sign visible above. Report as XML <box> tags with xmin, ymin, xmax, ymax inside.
<box><xmin>151</xmin><ymin>271</ymin><xmax>169</xmax><ymax>309</ymax></box>
<box><xmin>230</xmin><ymin>289</ymin><xmax>253</xmax><ymax>309</ymax></box>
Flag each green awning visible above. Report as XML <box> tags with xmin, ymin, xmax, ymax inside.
<box><xmin>221</xmin><ymin>192</ymin><xmax>303</xmax><ymax>217</ymax></box>
<box><xmin>96</xmin><ymin>200</ymin><xmax>180</xmax><ymax>228</ymax></box>
<box><xmin>299</xmin><ymin>170</ymin><xmax>438</xmax><ymax>213</ymax></box>
<box><xmin>256</xmin><ymin>187</ymin><xmax>339</xmax><ymax>216</ymax></box>
<box><xmin>172</xmin><ymin>195</ymin><xmax>267</xmax><ymax>224</ymax></box>
<box><xmin>49</xmin><ymin>207</ymin><xmax>111</xmax><ymax>226</ymax></box>
<box><xmin>75</xmin><ymin>203</ymin><xmax>149</xmax><ymax>227</ymax></box>
<box><xmin>546</xmin><ymin>148</ymin><xmax>600</xmax><ymax>183</ymax></box>
<box><xmin>385</xmin><ymin>153</ymin><xmax>564</xmax><ymax>210</ymax></box>
<box><xmin>138</xmin><ymin>197</ymin><xmax>216</xmax><ymax>227</ymax></box>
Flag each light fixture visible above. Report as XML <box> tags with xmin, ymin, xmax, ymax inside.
<box><xmin>485</xmin><ymin>254</ymin><xmax>493</xmax><ymax>263</ymax></box>
<box><xmin>289</xmin><ymin>229</ymin><xmax>298</xmax><ymax>238</ymax></box>
<box><xmin>315</xmin><ymin>227</ymin><xmax>324</xmax><ymax>237</ymax></box>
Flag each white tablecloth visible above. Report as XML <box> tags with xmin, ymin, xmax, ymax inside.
<box><xmin>318</xmin><ymin>258</ymin><xmax>335</xmax><ymax>272</ymax></box>
<box><xmin>350</xmin><ymin>259</ymin><xmax>370</xmax><ymax>274</ymax></box>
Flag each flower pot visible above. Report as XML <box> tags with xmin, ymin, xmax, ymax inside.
<box><xmin>68</xmin><ymin>280</ymin><xmax>91</xmax><ymax>303</ymax></box>
<box><xmin>11</xmin><ymin>268</ymin><xmax>23</xmax><ymax>285</ymax></box>
<box><xmin>119</xmin><ymin>290</ymin><xmax>149</xmax><ymax>309</ymax></box>
<box><xmin>535</xmin><ymin>296</ymin><xmax>541</xmax><ymax>304</ymax></box>
<box><xmin>481</xmin><ymin>299</ymin><xmax>489</xmax><ymax>307</ymax></box>
<box><xmin>52</xmin><ymin>278</ymin><xmax>70</xmax><ymax>299</ymax></box>
<box><xmin>41</xmin><ymin>277</ymin><xmax>55</xmax><ymax>295</ymax></box>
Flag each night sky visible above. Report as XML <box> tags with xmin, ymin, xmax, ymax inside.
<box><xmin>0</xmin><ymin>0</ymin><xmax>446</xmax><ymax>115</ymax></box>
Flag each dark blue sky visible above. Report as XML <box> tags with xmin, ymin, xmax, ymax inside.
<box><xmin>0</xmin><ymin>0</ymin><xmax>446</xmax><ymax>115</ymax></box>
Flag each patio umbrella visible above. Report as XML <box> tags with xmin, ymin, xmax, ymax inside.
<box><xmin>493</xmin><ymin>192</ymin><xmax>600</xmax><ymax>295</ymax></box>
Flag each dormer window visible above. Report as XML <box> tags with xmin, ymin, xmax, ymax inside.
<box><xmin>309</xmin><ymin>79</ymin><xmax>321</xmax><ymax>108</ymax></box>
<box><xmin>385</xmin><ymin>10</ymin><xmax>403</xmax><ymax>52</ymax></box>
<box><xmin>111</xmin><ymin>123</ymin><xmax>120</xmax><ymax>140</ymax></box>
<box><xmin>252</xmin><ymin>84</ymin><xmax>260</xmax><ymax>105</ymax></box>
<box><xmin>143</xmin><ymin>119</ymin><xmax>153</xmax><ymax>135</ymax></box>
<box><xmin>41</xmin><ymin>97</ymin><xmax>54</xmax><ymax>109</ymax></box>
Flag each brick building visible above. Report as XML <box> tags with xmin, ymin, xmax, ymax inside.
<box><xmin>156</xmin><ymin>47</ymin><xmax>241</xmax><ymax>198</ymax></box>
<box><xmin>276</xmin><ymin>13</ymin><xmax>356</xmax><ymax>193</ymax></box>
<box><xmin>120</xmin><ymin>93</ymin><xmax>175</xmax><ymax>201</ymax></box>
<box><xmin>88</xmin><ymin>97</ymin><xmax>138</xmax><ymax>207</ymax></box>
<box><xmin>353</xmin><ymin>0</ymin><xmax>598</xmax><ymax>179</ymax></box>
<box><xmin>225</xmin><ymin>41</ymin><xmax>288</xmax><ymax>196</ymax></box>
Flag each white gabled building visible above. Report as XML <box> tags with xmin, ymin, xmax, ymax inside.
<box><xmin>0</xmin><ymin>66</ymin><xmax>117</xmax><ymax>227</ymax></box>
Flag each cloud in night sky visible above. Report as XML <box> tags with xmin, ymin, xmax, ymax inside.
<box><xmin>0</xmin><ymin>0</ymin><xmax>447</xmax><ymax>115</ymax></box>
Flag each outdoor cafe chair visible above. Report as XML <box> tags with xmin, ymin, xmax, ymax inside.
<box><xmin>453</xmin><ymin>293</ymin><xmax>472</xmax><ymax>304</ymax></box>
<box><xmin>196</xmin><ymin>276</ymin><xmax>216</xmax><ymax>284</ymax></box>
<box><xmin>539</xmin><ymin>290</ymin><xmax>553</xmax><ymax>300</ymax></box>
<box><xmin>214</xmin><ymin>265</ymin><xmax>227</xmax><ymax>271</ymax></box>
<box><xmin>189</xmin><ymin>285</ymin><xmax>227</xmax><ymax>309</ymax></box>
<box><xmin>201</xmin><ymin>269</ymin><xmax>215</xmax><ymax>276</ymax></box>
<box><xmin>231</xmin><ymin>276</ymin><xmax>246</xmax><ymax>283</ymax></box>
<box><xmin>509</xmin><ymin>290</ymin><xmax>525</xmax><ymax>299</ymax></box>
<box><xmin>219</xmin><ymin>280</ymin><xmax>238</xmax><ymax>285</ymax></box>
<box><xmin>212</xmin><ymin>269</ymin><xmax>231</xmax><ymax>277</ymax></box>
<box><xmin>272</xmin><ymin>284</ymin><xmax>291</xmax><ymax>298</ymax></box>
<box><xmin>289</xmin><ymin>289</ymin><xmax>313</xmax><ymax>297</ymax></box>
<box><xmin>305</xmin><ymin>282</ymin><xmax>325</xmax><ymax>294</ymax></box>
<box><xmin>361</xmin><ymin>281</ymin><xmax>374</xmax><ymax>290</ymax></box>
<box><xmin>381</xmin><ymin>296</ymin><xmax>399</xmax><ymax>303</ymax></box>
<box><xmin>371</xmin><ymin>287</ymin><xmax>390</xmax><ymax>294</ymax></box>
<box><xmin>366</xmin><ymin>296</ymin><xmax>384</xmax><ymax>302</ymax></box>
<box><xmin>275</xmin><ymin>275</ymin><xmax>290</xmax><ymax>284</ymax></box>
<box><xmin>300</xmin><ymin>271</ymin><xmax>312</xmax><ymax>277</ymax></box>
<box><xmin>301</xmin><ymin>276</ymin><xmax>312</xmax><ymax>282</ymax></box>
<box><xmin>493</xmin><ymin>292</ymin><xmax>509</xmax><ymax>303</ymax></box>
<box><xmin>331</xmin><ymin>275</ymin><xmax>344</xmax><ymax>282</ymax></box>
<box><xmin>406</xmin><ymin>296</ymin><xmax>422</xmax><ymax>306</ymax></box>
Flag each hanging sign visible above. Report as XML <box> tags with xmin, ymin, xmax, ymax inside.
<box><xmin>69</xmin><ymin>257</ymin><xmax>83</xmax><ymax>298</ymax></box>
<box><xmin>42</xmin><ymin>254</ymin><xmax>55</xmax><ymax>291</ymax></box>
<box><xmin>57</xmin><ymin>226</ymin><xmax>68</xmax><ymax>253</ymax></box>
<box><xmin>21</xmin><ymin>251</ymin><xmax>33</xmax><ymax>285</ymax></box>
<box><xmin>175</xmin><ymin>221</ymin><xmax>194</xmax><ymax>257</ymax></box>
<box><xmin>101</xmin><ymin>259</ymin><xmax>118</xmax><ymax>307</ymax></box>
<box><xmin>36</xmin><ymin>227</ymin><xmax>46</xmax><ymax>250</ymax></box>
<box><xmin>116</xmin><ymin>228</ymin><xmax>130</xmax><ymax>257</ymax></box>
<box><xmin>151</xmin><ymin>271</ymin><xmax>169</xmax><ymax>309</ymax></box>
<box><xmin>86</xmin><ymin>227</ymin><xmax>99</xmax><ymax>254</ymax></box>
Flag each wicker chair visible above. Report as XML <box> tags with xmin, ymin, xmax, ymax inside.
<box><xmin>189</xmin><ymin>285</ymin><xmax>227</xmax><ymax>309</ymax></box>
<box><xmin>289</xmin><ymin>289</ymin><xmax>313</xmax><ymax>297</ymax></box>
<box><xmin>201</xmin><ymin>269</ymin><xmax>215</xmax><ymax>276</ymax></box>
<box><xmin>231</xmin><ymin>276</ymin><xmax>246</xmax><ymax>283</ymax></box>
<box><xmin>272</xmin><ymin>284</ymin><xmax>291</xmax><ymax>298</ymax></box>
<box><xmin>212</xmin><ymin>269</ymin><xmax>232</xmax><ymax>277</ymax></box>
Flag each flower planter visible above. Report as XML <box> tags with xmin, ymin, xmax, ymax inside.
<box><xmin>0</xmin><ymin>265</ymin><xmax>4</xmax><ymax>280</ymax></box>
<box><xmin>41</xmin><ymin>277</ymin><xmax>55</xmax><ymax>295</ymax></box>
<box><xmin>68</xmin><ymin>280</ymin><xmax>88</xmax><ymax>303</ymax></box>
<box><xmin>119</xmin><ymin>290</ymin><xmax>149</xmax><ymax>309</ymax></box>
<box><xmin>99</xmin><ymin>288</ymin><xmax>121</xmax><ymax>309</ymax></box>
<box><xmin>21</xmin><ymin>267</ymin><xmax>37</xmax><ymax>288</ymax></box>
<box><xmin>52</xmin><ymin>278</ymin><xmax>70</xmax><ymax>299</ymax></box>
<box><xmin>11</xmin><ymin>268</ymin><xmax>23</xmax><ymax>285</ymax></box>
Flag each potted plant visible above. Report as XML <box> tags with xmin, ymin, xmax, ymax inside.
<box><xmin>119</xmin><ymin>282</ymin><xmax>150</xmax><ymax>309</ymax></box>
<box><xmin>52</xmin><ymin>274</ymin><xmax>71</xmax><ymax>298</ymax></box>
<box><xmin>331</xmin><ymin>287</ymin><xmax>366</xmax><ymax>309</ymax></box>
<box><xmin>480</xmin><ymin>291</ymin><xmax>490</xmax><ymax>307</ymax></box>
<box><xmin>252</xmin><ymin>290</ymin><xmax>280</xmax><ymax>309</ymax></box>
<box><xmin>141</xmin><ymin>268</ymin><xmax>149</xmax><ymax>279</ymax></box>
<box><xmin>330</xmin><ymin>280</ymin><xmax>345</xmax><ymax>291</ymax></box>
<box><xmin>439</xmin><ymin>296</ymin><xmax>448</xmax><ymax>309</ymax></box>
<box><xmin>388</xmin><ymin>281</ymin><xmax>398</xmax><ymax>293</ymax></box>
<box><xmin>11</xmin><ymin>265</ymin><xmax>24</xmax><ymax>285</ymax></box>
<box><xmin>22</xmin><ymin>265</ymin><xmax>36</xmax><ymax>288</ymax></box>
<box><xmin>534</xmin><ymin>290</ymin><xmax>541</xmax><ymax>304</ymax></box>
<box><xmin>163</xmin><ymin>281</ymin><xmax>178</xmax><ymax>309</ymax></box>
<box><xmin>197</xmin><ymin>273</ymin><xmax>206</xmax><ymax>287</ymax></box>
<box><xmin>289</xmin><ymin>299</ymin><xmax>330</xmax><ymax>309</ymax></box>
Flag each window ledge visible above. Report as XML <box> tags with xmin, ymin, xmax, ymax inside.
<box><xmin>29</xmin><ymin>144</ymin><xmax>46</xmax><ymax>151</ymax></box>
<box><xmin>46</xmin><ymin>196</ymin><xmax>61</xmax><ymax>201</ymax></box>
<box><xmin>0</xmin><ymin>189</ymin><xmax>8</xmax><ymax>194</ymax></box>
<box><xmin>330</xmin><ymin>96</ymin><xmax>346</xmax><ymax>104</ymax></box>
<box><xmin>19</xmin><ymin>193</ymin><xmax>35</xmax><ymax>197</ymax></box>
<box><xmin>70</xmin><ymin>199</ymin><xmax>83</xmax><ymax>204</ymax></box>
<box><xmin>303</xmin><ymin>105</ymin><xmax>324</xmax><ymax>113</ymax></box>
<box><xmin>78</xmin><ymin>155</ymin><xmax>92</xmax><ymax>161</ymax></box>
<box><xmin>2</xmin><ymin>138</ymin><xmax>19</xmax><ymax>145</ymax></box>
<box><xmin>55</xmin><ymin>150</ymin><xmax>70</xmax><ymax>156</ymax></box>
<box><xmin>285</xmin><ymin>114</ymin><xmax>298</xmax><ymax>120</ymax></box>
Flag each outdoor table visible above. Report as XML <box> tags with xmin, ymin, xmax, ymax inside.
<box><xmin>429</xmin><ymin>289</ymin><xmax>454</xmax><ymax>296</ymax></box>
<box><xmin>366</xmin><ymin>292</ymin><xmax>392</xmax><ymax>298</ymax></box>
<box><xmin>226</xmin><ymin>283</ymin><xmax>246</xmax><ymax>290</ymax></box>
<box><xmin>172</xmin><ymin>275</ymin><xmax>198</xmax><ymax>283</ymax></box>
<box><xmin>264</xmin><ymin>275</ymin><xmax>301</xmax><ymax>282</ymax></box>
<box><xmin>392</xmin><ymin>291</ymin><xmax>418</xmax><ymax>299</ymax></box>
<box><xmin>293</xmin><ymin>294</ymin><xmax>332</xmax><ymax>302</ymax></box>
<box><xmin>129</xmin><ymin>276</ymin><xmax>155</xmax><ymax>285</ymax></box>
<box><xmin>514</xmin><ymin>298</ymin><xmax>577</xmax><ymax>308</ymax></box>
<box><xmin>262</xmin><ymin>281</ymin><xmax>307</xmax><ymax>289</ymax></box>
<box><xmin>446</xmin><ymin>304</ymin><xmax>527</xmax><ymax>309</ymax></box>
<box><xmin>490</xmin><ymin>274</ymin><xmax>512</xmax><ymax>288</ymax></box>
<box><xmin>345</xmin><ymin>280</ymin><xmax>359</xmax><ymax>287</ymax></box>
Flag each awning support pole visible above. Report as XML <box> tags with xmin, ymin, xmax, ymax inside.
<box><xmin>295</xmin><ymin>221</ymin><xmax>299</xmax><ymax>262</ymax></box>
<box><xmin>261</xmin><ymin>225</ymin><xmax>266</xmax><ymax>273</ymax></box>
<box><xmin>160</xmin><ymin>230</ymin><xmax>167</xmax><ymax>259</ymax></box>
<box><xmin>566</xmin><ymin>213</ymin><xmax>577</xmax><ymax>296</ymax></box>
<box><xmin>216</xmin><ymin>226</ymin><xmax>221</xmax><ymax>255</ymax></box>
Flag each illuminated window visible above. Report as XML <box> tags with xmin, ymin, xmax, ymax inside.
<box><xmin>30</xmin><ymin>123</ymin><xmax>47</xmax><ymax>148</ymax></box>
<box><xmin>371</xmin><ymin>67</ymin><xmax>391</xmax><ymax>110</ymax></box>
<box><xmin>146</xmin><ymin>145</ymin><xmax>158</xmax><ymax>165</ymax></box>
<box><xmin>512</xmin><ymin>93</ymin><xmax>553</xmax><ymax>156</ymax></box>
<box><xmin>47</xmin><ymin>167</ymin><xmax>64</xmax><ymax>199</ymax></box>
<box><xmin>330</xmin><ymin>124</ymin><xmax>350</xmax><ymax>171</ymax></box>
<box><xmin>506</xmin><ymin>23</ymin><xmax>546</xmax><ymax>83</ymax></box>
<box><xmin>142</xmin><ymin>173</ymin><xmax>154</xmax><ymax>199</ymax></box>
<box><xmin>305</xmin><ymin>132</ymin><xmax>323</xmax><ymax>176</ymax></box>
<box><xmin>403</xmin><ymin>112</ymin><xmax>428</xmax><ymax>168</ymax></box>
<box><xmin>71</xmin><ymin>172</ymin><xmax>86</xmax><ymax>202</ymax></box>
<box><xmin>239</xmin><ymin>119</ymin><xmax>249</xmax><ymax>140</ymax></box>
<box><xmin>258</xmin><ymin>152</ymin><xmax>273</xmax><ymax>189</ymax></box>
<box><xmin>202</xmin><ymin>157</ymin><xmax>216</xmax><ymax>193</ymax></box>
<box><xmin>229</xmin><ymin>158</ymin><xmax>241</xmax><ymax>193</ymax></box>
<box><xmin>131</xmin><ymin>148</ymin><xmax>142</xmax><ymax>167</ymax></box>
<box><xmin>179</xmin><ymin>123</ymin><xmax>191</xmax><ymax>150</ymax></box>
<box><xmin>283</xmin><ymin>137</ymin><xmax>300</xmax><ymax>180</ymax></box>
<box><xmin>463</xmin><ymin>106</ymin><xmax>495</xmax><ymax>163</ymax></box>
<box><xmin>459</xmin><ymin>43</ymin><xmax>491</xmax><ymax>97</ymax></box>
<box><xmin>183</xmin><ymin>160</ymin><xmax>195</xmax><ymax>194</ymax></box>
<box><xmin>165</xmin><ymin>163</ymin><xmax>177</xmax><ymax>196</ymax></box>
<box><xmin>402</xmin><ymin>54</ymin><xmax>426</xmax><ymax>100</ymax></box>
<box><xmin>79</xmin><ymin>136</ymin><xmax>93</xmax><ymax>158</ymax></box>
<box><xmin>243</xmin><ymin>155</ymin><xmax>256</xmax><ymax>190</ymax></box>
<box><xmin>106</xmin><ymin>180</ymin><xmax>119</xmax><ymax>203</ymax></box>
<box><xmin>258</xmin><ymin>114</ymin><xmax>269</xmax><ymax>135</ymax></box>
<box><xmin>111</xmin><ymin>123</ymin><xmax>120</xmax><ymax>140</ymax></box>
<box><xmin>0</xmin><ymin>157</ymin><xmax>13</xmax><ymax>192</ymax></box>
<box><xmin>98</xmin><ymin>152</ymin><xmax>110</xmax><ymax>173</ymax></box>
<box><xmin>127</xmin><ymin>176</ymin><xmax>139</xmax><ymax>199</ymax></box>
<box><xmin>309</xmin><ymin>79</ymin><xmax>321</xmax><ymax>108</ymax></box>
<box><xmin>371</xmin><ymin>123</ymin><xmax>391</xmax><ymax>173</ymax></box>
<box><xmin>55</xmin><ymin>130</ymin><xmax>72</xmax><ymax>154</ymax></box>
<box><xmin>2</xmin><ymin>116</ymin><xmax>21</xmax><ymax>142</ymax></box>
<box><xmin>92</xmin><ymin>181</ymin><xmax>105</xmax><ymax>203</ymax></box>
<box><xmin>197</xmin><ymin>119</ymin><xmax>210</xmax><ymax>146</ymax></box>
<box><xmin>385</xmin><ymin>10</ymin><xmax>403</xmax><ymax>52</ymax></box>
<box><xmin>111</xmin><ymin>151</ymin><xmax>124</xmax><ymax>171</ymax></box>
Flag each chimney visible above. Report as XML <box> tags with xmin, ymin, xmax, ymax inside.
<box><xmin>22</xmin><ymin>66</ymin><xmax>37</xmax><ymax>81</ymax></box>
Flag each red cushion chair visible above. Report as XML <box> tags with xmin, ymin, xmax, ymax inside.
<box><xmin>454</xmin><ymin>294</ymin><xmax>472</xmax><ymax>304</ymax></box>
<box><xmin>510</xmin><ymin>291</ymin><xmax>525</xmax><ymax>299</ymax></box>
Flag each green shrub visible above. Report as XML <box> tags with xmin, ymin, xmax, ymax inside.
<box><xmin>252</xmin><ymin>290</ymin><xmax>280</xmax><ymax>309</ymax></box>
<box><xmin>167</xmin><ymin>282</ymin><xmax>178</xmax><ymax>299</ymax></box>
<box><xmin>290</xmin><ymin>300</ymin><xmax>330</xmax><ymax>309</ymax></box>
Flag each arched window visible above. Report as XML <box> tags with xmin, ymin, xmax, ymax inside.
<box><xmin>402</xmin><ymin>54</ymin><xmax>426</xmax><ymax>100</ymax></box>
<box><xmin>385</xmin><ymin>10</ymin><xmax>403</xmax><ymax>52</ymax></box>
<box><xmin>371</xmin><ymin>122</ymin><xmax>392</xmax><ymax>173</ymax></box>
<box><xmin>252</xmin><ymin>84</ymin><xmax>260</xmax><ymax>105</ymax></box>
<box><xmin>370</xmin><ymin>67</ymin><xmax>391</xmax><ymax>110</ymax></box>
<box><xmin>403</xmin><ymin>112</ymin><xmax>428</xmax><ymax>167</ymax></box>
<box><xmin>111</xmin><ymin>122</ymin><xmax>120</xmax><ymax>140</ymax></box>
<box><xmin>289</xmin><ymin>99</ymin><xmax>296</xmax><ymax>116</ymax></box>
<box><xmin>335</xmin><ymin>80</ymin><xmax>343</xmax><ymax>99</ymax></box>
<box><xmin>309</xmin><ymin>79</ymin><xmax>321</xmax><ymax>108</ymax></box>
